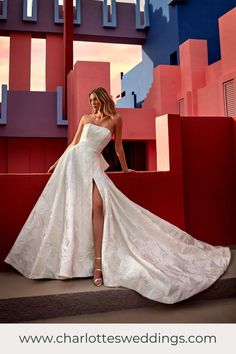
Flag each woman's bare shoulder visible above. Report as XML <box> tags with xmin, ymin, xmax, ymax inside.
<box><xmin>113</xmin><ymin>112</ymin><xmax>121</xmax><ymax>118</ymax></box>
<box><xmin>112</xmin><ymin>113</ymin><xmax>122</xmax><ymax>123</ymax></box>
<box><xmin>81</xmin><ymin>114</ymin><xmax>93</xmax><ymax>124</ymax></box>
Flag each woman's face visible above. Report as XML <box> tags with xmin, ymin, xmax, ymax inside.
<box><xmin>89</xmin><ymin>93</ymin><xmax>100</xmax><ymax>112</ymax></box>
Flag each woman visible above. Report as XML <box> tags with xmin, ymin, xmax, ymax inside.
<box><xmin>4</xmin><ymin>87</ymin><xmax>231</xmax><ymax>304</ymax></box>
<box><xmin>49</xmin><ymin>87</ymin><xmax>135</xmax><ymax>287</ymax></box>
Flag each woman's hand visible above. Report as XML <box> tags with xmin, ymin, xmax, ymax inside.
<box><xmin>123</xmin><ymin>168</ymin><xmax>135</xmax><ymax>173</ymax></box>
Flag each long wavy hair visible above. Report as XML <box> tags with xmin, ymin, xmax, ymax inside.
<box><xmin>89</xmin><ymin>87</ymin><xmax>117</xmax><ymax>118</ymax></box>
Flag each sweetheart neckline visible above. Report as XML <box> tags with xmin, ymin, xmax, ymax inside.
<box><xmin>84</xmin><ymin>123</ymin><xmax>112</xmax><ymax>136</ymax></box>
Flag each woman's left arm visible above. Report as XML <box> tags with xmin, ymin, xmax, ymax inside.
<box><xmin>114</xmin><ymin>115</ymin><xmax>134</xmax><ymax>173</ymax></box>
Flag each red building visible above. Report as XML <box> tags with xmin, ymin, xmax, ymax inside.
<box><xmin>0</xmin><ymin>1</ymin><xmax>235</xmax><ymax>272</ymax></box>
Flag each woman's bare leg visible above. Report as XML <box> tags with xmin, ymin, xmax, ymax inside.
<box><xmin>92</xmin><ymin>180</ymin><xmax>104</xmax><ymax>286</ymax></box>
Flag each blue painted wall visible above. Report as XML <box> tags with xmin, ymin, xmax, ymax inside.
<box><xmin>116</xmin><ymin>52</ymin><xmax>153</xmax><ymax>108</ymax></box>
<box><xmin>177</xmin><ymin>0</ymin><xmax>236</xmax><ymax>64</ymax></box>
<box><xmin>117</xmin><ymin>0</ymin><xmax>236</xmax><ymax>108</ymax></box>
<box><xmin>143</xmin><ymin>0</ymin><xmax>179</xmax><ymax>67</ymax></box>
<box><xmin>116</xmin><ymin>92</ymin><xmax>136</xmax><ymax>108</ymax></box>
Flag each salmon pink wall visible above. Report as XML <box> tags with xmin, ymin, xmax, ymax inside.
<box><xmin>67</xmin><ymin>62</ymin><xmax>157</xmax><ymax>141</ymax></box>
<box><xmin>143</xmin><ymin>7</ymin><xmax>236</xmax><ymax>118</ymax></box>
<box><xmin>219</xmin><ymin>7</ymin><xmax>236</xmax><ymax>75</ymax></box>
<box><xmin>67</xmin><ymin>61</ymin><xmax>110</xmax><ymax>144</ymax></box>
<box><xmin>67</xmin><ymin>62</ymin><xmax>157</xmax><ymax>171</ymax></box>
<box><xmin>143</xmin><ymin>65</ymin><xmax>180</xmax><ymax>114</ymax></box>
<box><xmin>116</xmin><ymin>108</ymin><xmax>156</xmax><ymax>140</ymax></box>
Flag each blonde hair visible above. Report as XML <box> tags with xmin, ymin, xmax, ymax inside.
<box><xmin>89</xmin><ymin>87</ymin><xmax>117</xmax><ymax>118</ymax></box>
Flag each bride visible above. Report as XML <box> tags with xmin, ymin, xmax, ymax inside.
<box><xmin>4</xmin><ymin>87</ymin><xmax>231</xmax><ymax>304</ymax></box>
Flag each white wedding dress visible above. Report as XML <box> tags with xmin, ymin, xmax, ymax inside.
<box><xmin>4</xmin><ymin>123</ymin><xmax>231</xmax><ymax>304</ymax></box>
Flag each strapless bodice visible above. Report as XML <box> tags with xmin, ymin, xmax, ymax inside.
<box><xmin>77</xmin><ymin>123</ymin><xmax>112</xmax><ymax>153</ymax></box>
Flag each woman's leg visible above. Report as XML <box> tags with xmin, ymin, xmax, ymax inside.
<box><xmin>92</xmin><ymin>179</ymin><xmax>104</xmax><ymax>286</ymax></box>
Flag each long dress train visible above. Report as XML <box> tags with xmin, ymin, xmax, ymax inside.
<box><xmin>4</xmin><ymin>123</ymin><xmax>231</xmax><ymax>304</ymax></box>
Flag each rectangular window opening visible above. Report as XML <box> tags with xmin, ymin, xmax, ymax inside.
<box><xmin>223</xmin><ymin>79</ymin><xmax>236</xmax><ymax>117</ymax></box>
<box><xmin>170</xmin><ymin>51</ymin><xmax>178</xmax><ymax>65</ymax></box>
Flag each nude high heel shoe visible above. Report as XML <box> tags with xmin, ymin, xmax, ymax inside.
<box><xmin>93</xmin><ymin>257</ymin><xmax>103</xmax><ymax>287</ymax></box>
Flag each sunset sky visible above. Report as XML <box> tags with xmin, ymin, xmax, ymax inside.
<box><xmin>0</xmin><ymin>0</ymin><xmax>144</xmax><ymax>101</ymax></box>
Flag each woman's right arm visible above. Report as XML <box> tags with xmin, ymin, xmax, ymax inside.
<box><xmin>114</xmin><ymin>114</ymin><xmax>134</xmax><ymax>173</ymax></box>
<box><xmin>47</xmin><ymin>115</ymin><xmax>86</xmax><ymax>173</ymax></box>
<box><xmin>67</xmin><ymin>115</ymin><xmax>86</xmax><ymax>147</ymax></box>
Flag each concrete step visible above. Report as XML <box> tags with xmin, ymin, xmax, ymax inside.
<box><xmin>0</xmin><ymin>248</ymin><xmax>235</xmax><ymax>323</ymax></box>
<box><xmin>28</xmin><ymin>297</ymin><xmax>236</xmax><ymax>323</ymax></box>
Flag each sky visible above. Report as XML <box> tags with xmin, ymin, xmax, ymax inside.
<box><xmin>0</xmin><ymin>0</ymin><xmax>144</xmax><ymax>102</ymax></box>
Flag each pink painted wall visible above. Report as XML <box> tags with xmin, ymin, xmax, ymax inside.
<box><xmin>67</xmin><ymin>62</ymin><xmax>157</xmax><ymax>141</ymax></box>
<box><xmin>179</xmin><ymin>39</ymin><xmax>208</xmax><ymax>115</ymax></box>
<box><xmin>143</xmin><ymin>65</ymin><xmax>180</xmax><ymax>115</ymax></box>
<box><xmin>143</xmin><ymin>7</ymin><xmax>236</xmax><ymax>118</ymax></box>
<box><xmin>219</xmin><ymin>7</ymin><xmax>236</xmax><ymax>75</ymax></box>
<box><xmin>116</xmin><ymin>108</ymin><xmax>156</xmax><ymax>140</ymax></box>
<box><xmin>67</xmin><ymin>62</ymin><xmax>157</xmax><ymax>171</ymax></box>
<box><xmin>67</xmin><ymin>61</ymin><xmax>110</xmax><ymax>144</ymax></box>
